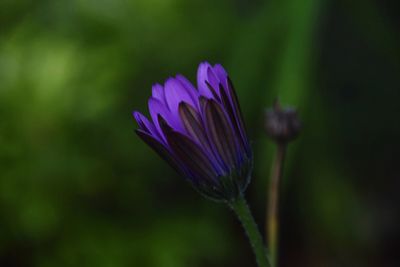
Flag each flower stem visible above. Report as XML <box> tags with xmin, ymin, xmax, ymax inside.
<box><xmin>229</xmin><ymin>195</ymin><xmax>271</xmax><ymax>267</ymax></box>
<box><xmin>267</xmin><ymin>143</ymin><xmax>286</xmax><ymax>267</ymax></box>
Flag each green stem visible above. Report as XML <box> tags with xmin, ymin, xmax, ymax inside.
<box><xmin>229</xmin><ymin>195</ymin><xmax>271</xmax><ymax>267</ymax></box>
<box><xmin>267</xmin><ymin>143</ymin><xmax>286</xmax><ymax>267</ymax></box>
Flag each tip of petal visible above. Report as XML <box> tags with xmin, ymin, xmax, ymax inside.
<box><xmin>164</xmin><ymin>76</ymin><xmax>178</xmax><ymax>87</ymax></box>
<box><xmin>212</xmin><ymin>63</ymin><xmax>228</xmax><ymax>78</ymax></box>
<box><xmin>132</xmin><ymin>110</ymin><xmax>141</xmax><ymax>120</ymax></box>
<box><xmin>175</xmin><ymin>73</ymin><xmax>185</xmax><ymax>79</ymax></box>
<box><xmin>132</xmin><ymin>110</ymin><xmax>140</xmax><ymax>119</ymax></box>
<box><xmin>199</xmin><ymin>61</ymin><xmax>212</xmax><ymax>66</ymax></box>
<box><xmin>197</xmin><ymin>62</ymin><xmax>213</xmax><ymax>75</ymax></box>
<box><xmin>152</xmin><ymin>83</ymin><xmax>163</xmax><ymax>90</ymax></box>
<box><xmin>175</xmin><ymin>74</ymin><xmax>197</xmax><ymax>91</ymax></box>
<box><xmin>164</xmin><ymin>77</ymin><xmax>182</xmax><ymax>94</ymax></box>
<box><xmin>152</xmin><ymin>83</ymin><xmax>165</xmax><ymax>102</ymax></box>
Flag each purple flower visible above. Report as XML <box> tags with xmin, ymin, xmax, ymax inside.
<box><xmin>133</xmin><ymin>62</ymin><xmax>252</xmax><ymax>201</ymax></box>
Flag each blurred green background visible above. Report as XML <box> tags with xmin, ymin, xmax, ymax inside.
<box><xmin>1</xmin><ymin>0</ymin><xmax>399</xmax><ymax>266</ymax></box>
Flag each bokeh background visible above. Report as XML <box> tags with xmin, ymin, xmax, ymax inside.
<box><xmin>1</xmin><ymin>0</ymin><xmax>399</xmax><ymax>266</ymax></box>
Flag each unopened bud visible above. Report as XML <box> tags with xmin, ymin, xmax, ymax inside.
<box><xmin>264</xmin><ymin>100</ymin><xmax>301</xmax><ymax>144</ymax></box>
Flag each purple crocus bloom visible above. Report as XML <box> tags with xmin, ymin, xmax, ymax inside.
<box><xmin>133</xmin><ymin>62</ymin><xmax>252</xmax><ymax>201</ymax></box>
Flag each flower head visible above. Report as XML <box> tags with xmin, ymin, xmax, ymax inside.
<box><xmin>264</xmin><ymin>100</ymin><xmax>301</xmax><ymax>144</ymax></box>
<box><xmin>133</xmin><ymin>62</ymin><xmax>252</xmax><ymax>202</ymax></box>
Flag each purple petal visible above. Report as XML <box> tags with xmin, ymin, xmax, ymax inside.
<box><xmin>205</xmin><ymin>81</ymin><xmax>221</xmax><ymax>101</ymax></box>
<box><xmin>152</xmin><ymin>83</ymin><xmax>166</xmax><ymax>104</ymax></box>
<box><xmin>164</xmin><ymin>77</ymin><xmax>196</xmax><ymax>116</ymax></box>
<box><xmin>218</xmin><ymin>84</ymin><xmax>246</xmax><ymax>157</ymax></box>
<box><xmin>206</xmin><ymin>67</ymin><xmax>220</xmax><ymax>94</ymax></box>
<box><xmin>178</xmin><ymin>102</ymin><xmax>225</xmax><ymax>174</ymax></box>
<box><xmin>164</xmin><ymin>128</ymin><xmax>218</xmax><ymax>183</ymax></box>
<box><xmin>175</xmin><ymin>74</ymin><xmax>200</xmax><ymax>110</ymax></box>
<box><xmin>204</xmin><ymin>99</ymin><xmax>240</xmax><ymax>169</ymax></box>
<box><xmin>133</xmin><ymin>111</ymin><xmax>160</xmax><ymax>139</ymax></box>
<box><xmin>197</xmin><ymin>62</ymin><xmax>215</xmax><ymax>99</ymax></box>
<box><xmin>148</xmin><ymin>97</ymin><xmax>182</xmax><ymax>139</ymax></box>
<box><xmin>226</xmin><ymin>78</ymin><xmax>251</xmax><ymax>155</ymax></box>
<box><xmin>212</xmin><ymin>64</ymin><xmax>228</xmax><ymax>90</ymax></box>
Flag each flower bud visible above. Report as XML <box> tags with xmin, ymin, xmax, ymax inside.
<box><xmin>264</xmin><ymin>100</ymin><xmax>301</xmax><ymax>144</ymax></box>
<box><xmin>133</xmin><ymin>62</ymin><xmax>253</xmax><ymax>202</ymax></box>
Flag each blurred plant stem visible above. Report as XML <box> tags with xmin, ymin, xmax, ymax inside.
<box><xmin>229</xmin><ymin>195</ymin><xmax>271</xmax><ymax>267</ymax></box>
<box><xmin>267</xmin><ymin>143</ymin><xmax>286</xmax><ymax>267</ymax></box>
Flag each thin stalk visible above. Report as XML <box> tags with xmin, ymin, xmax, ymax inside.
<box><xmin>229</xmin><ymin>195</ymin><xmax>271</xmax><ymax>267</ymax></box>
<box><xmin>267</xmin><ymin>143</ymin><xmax>286</xmax><ymax>267</ymax></box>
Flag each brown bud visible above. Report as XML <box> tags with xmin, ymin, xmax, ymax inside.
<box><xmin>264</xmin><ymin>100</ymin><xmax>301</xmax><ymax>144</ymax></box>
